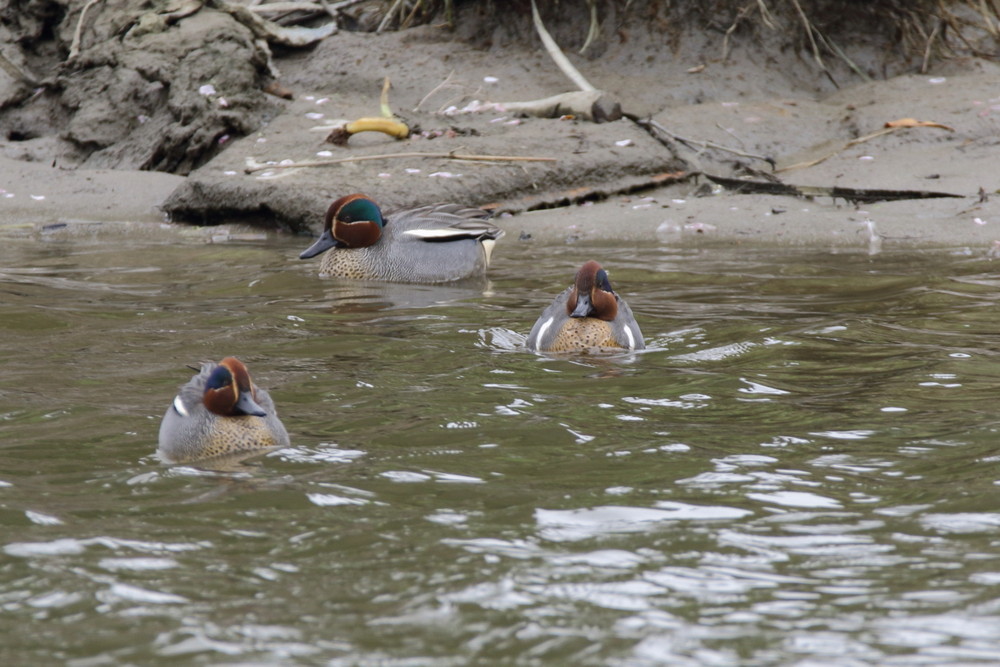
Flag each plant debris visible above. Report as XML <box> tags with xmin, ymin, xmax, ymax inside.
<box><xmin>704</xmin><ymin>174</ymin><xmax>966</xmax><ymax>204</ymax></box>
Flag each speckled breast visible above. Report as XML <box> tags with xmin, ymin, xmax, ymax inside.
<box><xmin>548</xmin><ymin>318</ymin><xmax>624</xmax><ymax>352</ymax></box>
<box><xmin>196</xmin><ymin>416</ymin><xmax>283</xmax><ymax>460</ymax></box>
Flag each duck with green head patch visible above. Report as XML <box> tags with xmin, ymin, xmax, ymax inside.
<box><xmin>157</xmin><ymin>357</ymin><xmax>289</xmax><ymax>463</ymax></box>
<box><xmin>299</xmin><ymin>193</ymin><xmax>504</xmax><ymax>283</ymax></box>
<box><xmin>526</xmin><ymin>260</ymin><xmax>645</xmax><ymax>353</ymax></box>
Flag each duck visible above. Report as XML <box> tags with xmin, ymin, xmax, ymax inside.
<box><xmin>526</xmin><ymin>260</ymin><xmax>645</xmax><ymax>353</ymax></box>
<box><xmin>299</xmin><ymin>193</ymin><xmax>504</xmax><ymax>283</ymax></box>
<box><xmin>157</xmin><ymin>357</ymin><xmax>290</xmax><ymax>463</ymax></box>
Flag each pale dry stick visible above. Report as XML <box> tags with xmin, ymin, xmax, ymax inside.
<box><xmin>986</xmin><ymin>0</ymin><xmax>1000</xmax><ymax>19</ymax></box>
<box><xmin>898</xmin><ymin>11</ymin><xmax>929</xmax><ymax>62</ymax></box>
<box><xmin>245</xmin><ymin>151</ymin><xmax>557</xmax><ymax>174</ymax></box>
<box><xmin>0</xmin><ymin>50</ymin><xmax>37</xmax><ymax>85</ymax></box>
<box><xmin>813</xmin><ymin>29</ymin><xmax>871</xmax><ymax>82</ymax></box>
<box><xmin>69</xmin><ymin>0</ymin><xmax>103</xmax><ymax>61</ymax></box>
<box><xmin>377</xmin><ymin>0</ymin><xmax>405</xmax><ymax>32</ymax></box>
<box><xmin>249</xmin><ymin>2</ymin><xmax>327</xmax><ymax>14</ymax></box>
<box><xmin>641</xmin><ymin>118</ymin><xmax>774</xmax><ymax>167</ymax></box>
<box><xmin>973</xmin><ymin>0</ymin><xmax>999</xmax><ymax>36</ymax></box>
<box><xmin>788</xmin><ymin>0</ymin><xmax>832</xmax><ymax>82</ymax></box>
<box><xmin>400</xmin><ymin>0</ymin><xmax>424</xmax><ymax>29</ymax></box>
<box><xmin>221</xmin><ymin>0</ymin><xmax>339</xmax><ymax>48</ymax></box>
<box><xmin>721</xmin><ymin>2</ymin><xmax>756</xmax><ymax>62</ymax></box>
<box><xmin>414</xmin><ymin>70</ymin><xmax>460</xmax><ymax>112</ymax></box>
<box><xmin>379</xmin><ymin>76</ymin><xmax>393</xmax><ymax>118</ymax></box>
<box><xmin>435</xmin><ymin>91</ymin><xmax>473</xmax><ymax>115</ymax></box>
<box><xmin>921</xmin><ymin>21</ymin><xmax>941</xmax><ymax>74</ymax></box>
<box><xmin>426</xmin><ymin>90</ymin><xmax>607</xmax><ymax>121</ymax></box>
<box><xmin>715</xmin><ymin>122</ymin><xmax>747</xmax><ymax>149</ymax></box>
<box><xmin>776</xmin><ymin>127</ymin><xmax>897</xmax><ymax>173</ymax></box>
<box><xmin>939</xmin><ymin>7</ymin><xmax>995</xmax><ymax>58</ymax></box>
<box><xmin>249</xmin><ymin>0</ymin><xmax>337</xmax><ymax>27</ymax></box>
<box><xmin>579</xmin><ymin>0</ymin><xmax>600</xmax><ymax>54</ymax></box>
<box><xmin>530</xmin><ymin>0</ymin><xmax>596</xmax><ymax>92</ymax></box>
<box><xmin>316</xmin><ymin>0</ymin><xmax>339</xmax><ymax>20</ymax></box>
<box><xmin>755</xmin><ymin>0</ymin><xmax>776</xmax><ymax>29</ymax></box>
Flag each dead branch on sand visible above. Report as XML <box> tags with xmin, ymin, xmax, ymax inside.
<box><xmin>777</xmin><ymin>119</ymin><xmax>954</xmax><ymax>173</ymax></box>
<box><xmin>704</xmin><ymin>173</ymin><xmax>964</xmax><ymax>205</ymax></box>
<box><xmin>634</xmin><ymin>117</ymin><xmax>775</xmax><ymax>168</ymax></box>
<box><xmin>421</xmin><ymin>1</ymin><xmax>621</xmax><ymax>123</ymax></box>
<box><xmin>244</xmin><ymin>151</ymin><xmax>557</xmax><ymax>174</ymax></box>
<box><xmin>531</xmin><ymin>0</ymin><xmax>596</xmax><ymax>93</ymax></box>
<box><xmin>0</xmin><ymin>50</ymin><xmax>38</xmax><ymax>85</ymax></box>
<box><xmin>102</xmin><ymin>1</ymin><xmax>338</xmax><ymax>51</ymax></box>
<box><xmin>213</xmin><ymin>0</ymin><xmax>338</xmax><ymax>47</ymax></box>
<box><xmin>68</xmin><ymin>0</ymin><xmax>104</xmax><ymax>62</ymax></box>
<box><xmin>414</xmin><ymin>71</ymin><xmax>460</xmax><ymax>112</ymax></box>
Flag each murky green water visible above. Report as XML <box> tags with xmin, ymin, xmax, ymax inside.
<box><xmin>3</xmin><ymin>222</ymin><xmax>1000</xmax><ymax>665</ymax></box>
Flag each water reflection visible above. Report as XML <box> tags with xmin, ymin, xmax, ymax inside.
<box><xmin>3</xmin><ymin>233</ymin><xmax>1000</xmax><ymax>663</ymax></box>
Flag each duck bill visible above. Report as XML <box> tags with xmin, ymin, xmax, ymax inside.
<box><xmin>570</xmin><ymin>294</ymin><xmax>592</xmax><ymax>318</ymax></box>
<box><xmin>233</xmin><ymin>392</ymin><xmax>267</xmax><ymax>417</ymax></box>
<box><xmin>299</xmin><ymin>229</ymin><xmax>341</xmax><ymax>259</ymax></box>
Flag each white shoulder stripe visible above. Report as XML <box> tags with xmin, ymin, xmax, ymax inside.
<box><xmin>173</xmin><ymin>395</ymin><xmax>189</xmax><ymax>417</ymax></box>
<box><xmin>623</xmin><ymin>326</ymin><xmax>636</xmax><ymax>349</ymax></box>
<box><xmin>533</xmin><ymin>317</ymin><xmax>554</xmax><ymax>349</ymax></box>
<box><xmin>402</xmin><ymin>228</ymin><xmax>467</xmax><ymax>239</ymax></box>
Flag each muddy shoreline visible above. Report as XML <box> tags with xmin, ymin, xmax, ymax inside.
<box><xmin>1</xmin><ymin>3</ymin><xmax>999</xmax><ymax>251</ymax></box>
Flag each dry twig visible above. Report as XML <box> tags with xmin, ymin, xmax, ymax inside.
<box><xmin>755</xmin><ymin>0</ymin><xmax>776</xmax><ymax>29</ymax></box>
<box><xmin>778</xmin><ymin>119</ymin><xmax>954</xmax><ymax>173</ymax></box>
<box><xmin>0</xmin><ymin>49</ymin><xmax>38</xmax><ymax>85</ymax></box>
<box><xmin>245</xmin><ymin>151</ymin><xmax>557</xmax><ymax>174</ymax></box>
<box><xmin>69</xmin><ymin>0</ymin><xmax>103</xmax><ymax>61</ymax></box>
<box><xmin>777</xmin><ymin>127</ymin><xmax>895</xmax><ymax>173</ymax></box>
<box><xmin>414</xmin><ymin>70</ymin><xmax>459</xmax><ymax>112</ymax></box>
<box><xmin>249</xmin><ymin>1</ymin><xmax>325</xmax><ymax>14</ymax></box>
<box><xmin>377</xmin><ymin>0</ymin><xmax>405</xmax><ymax>32</ymax></box>
<box><xmin>721</xmin><ymin>2</ymin><xmax>756</xmax><ymax>62</ymax></box>
<box><xmin>921</xmin><ymin>20</ymin><xmax>941</xmax><ymax>73</ymax></box>
<box><xmin>580</xmin><ymin>0</ymin><xmax>600</xmax><ymax>53</ymax></box>
<box><xmin>636</xmin><ymin>117</ymin><xmax>775</xmax><ymax>168</ymax></box>
<box><xmin>530</xmin><ymin>0</ymin><xmax>596</xmax><ymax>92</ymax></box>
<box><xmin>788</xmin><ymin>0</ymin><xmax>837</xmax><ymax>87</ymax></box>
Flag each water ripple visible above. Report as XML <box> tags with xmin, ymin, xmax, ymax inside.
<box><xmin>535</xmin><ymin>503</ymin><xmax>753</xmax><ymax>542</ymax></box>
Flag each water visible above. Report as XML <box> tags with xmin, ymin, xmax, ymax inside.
<box><xmin>3</xmin><ymin>222</ymin><xmax>1000</xmax><ymax>665</ymax></box>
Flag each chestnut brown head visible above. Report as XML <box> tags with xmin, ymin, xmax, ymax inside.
<box><xmin>566</xmin><ymin>260</ymin><xmax>618</xmax><ymax>322</ymax></box>
<box><xmin>299</xmin><ymin>194</ymin><xmax>385</xmax><ymax>259</ymax></box>
<box><xmin>202</xmin><ymin>357</ymin><xmax>267</xmax><ymax>417</ymax></box>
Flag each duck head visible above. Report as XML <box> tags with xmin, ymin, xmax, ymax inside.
<box><xmin>203</xmin><ymin>357</ymin><xmax>268</xmax><ymax>417</ymax></box>
<box><xmin>299</xmin><ymin>194</ymin><xmax>385</xmax><ymax>259</ymax></box>
<box><xmin>566</xmin><ymin>260</ymin><xmax>618</xmax><ymax>321</ymax></box>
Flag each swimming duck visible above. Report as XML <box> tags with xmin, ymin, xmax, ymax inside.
<box><xmin>157</xmin><ymin>357</ymin><xmax>290</xmax><ymax>463</ymax></box>
<box><xmin>526</xmin><ymin>260</ymin><xmax>645</xmax><ymax>353</ymax></box>
<box><xmin>299</xmin><ymin>194</ymin><xmax>504</xmax><ymax>283</ymax></box>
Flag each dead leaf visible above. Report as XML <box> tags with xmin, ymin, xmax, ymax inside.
<box><xmin>884</xmin><ymin>117</ymin><xmax>955</xmax><ymax>131</ymax></box>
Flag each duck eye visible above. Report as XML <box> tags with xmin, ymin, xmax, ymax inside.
<box><xmin>205</xmin><ymin>366</ymin><xmax>233</xmax><ymax>391</ymax></box>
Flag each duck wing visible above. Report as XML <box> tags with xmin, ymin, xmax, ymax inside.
<box><xmin>391</xmin><ymin>203</ymin><xmax>505</xmax><ymax>242</ymax></box>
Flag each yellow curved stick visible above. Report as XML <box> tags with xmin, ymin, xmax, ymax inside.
<box><xmin>326</xmin><ymin>117</ymin><xmax>410</xmax><ymax>146</ymax></box>
<box><xmin>345</xmin><ymin>117</ymin><xmax>410</xmax><ymax>138</ymax></box>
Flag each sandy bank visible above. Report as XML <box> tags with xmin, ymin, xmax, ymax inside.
<box><xmin>1</xmin><ymin>3</ymin><xmax>999</xmax><ymax>252</ymax></box>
